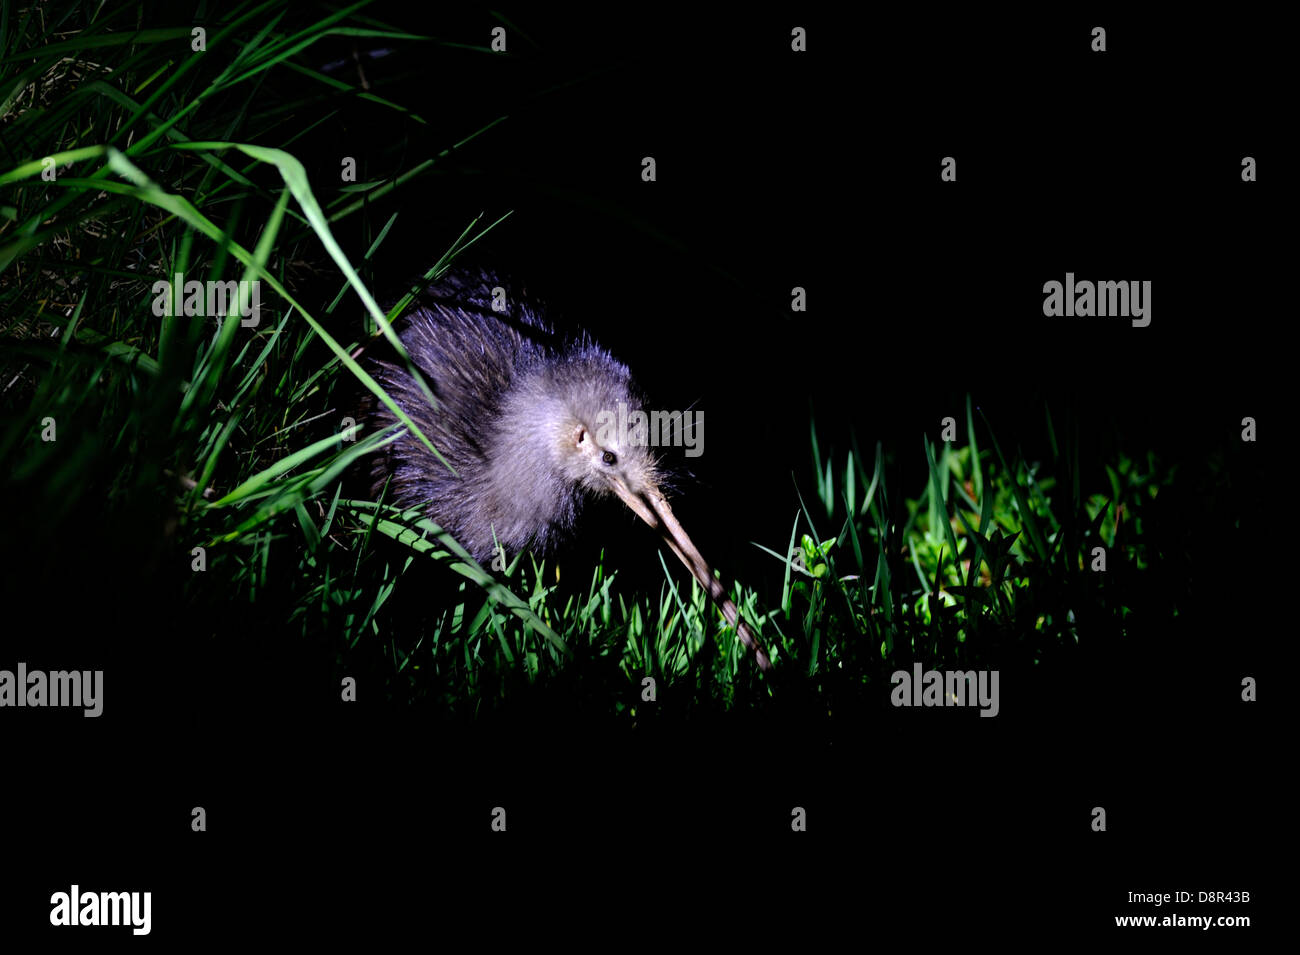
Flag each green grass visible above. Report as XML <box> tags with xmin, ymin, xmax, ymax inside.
<box><xmin>0</xmin><ymin>1</ymin><xmax>1178</xmax><ymax>720</ymax></box>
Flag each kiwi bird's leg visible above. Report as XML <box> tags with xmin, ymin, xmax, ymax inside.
<box><xmin>609</xmin><ymin>482</ymin><xmax>773</xmax><ymax>671</ymax></box>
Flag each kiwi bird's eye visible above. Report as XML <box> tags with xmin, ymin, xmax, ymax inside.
<box><xmin>602</xmin><ymin>450</ymin><xmax>617</xmax><ymax>466</ymax></box>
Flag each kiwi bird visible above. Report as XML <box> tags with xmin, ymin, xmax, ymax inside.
<box><xmin>363</xmin><ymin>268</ymin><xmax>771</xmax><ymax>670</ymax></box>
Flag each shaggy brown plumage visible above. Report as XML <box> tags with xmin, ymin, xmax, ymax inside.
<box><xmin>363</xmin><ymin>267</ymin><xmax>770</xmax><ymax>670</ymax></box>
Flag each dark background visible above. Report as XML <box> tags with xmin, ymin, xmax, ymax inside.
<box><xmin>7</xmin><ymin>6</ymin><xmax>1281</xmax><ymax>941</ymax></box>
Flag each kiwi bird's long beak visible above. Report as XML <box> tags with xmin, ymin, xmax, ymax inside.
<box><xmin>610</xmin><ymin>479</ymin><xmax>772</xmax><ymax>671</ymax></box>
